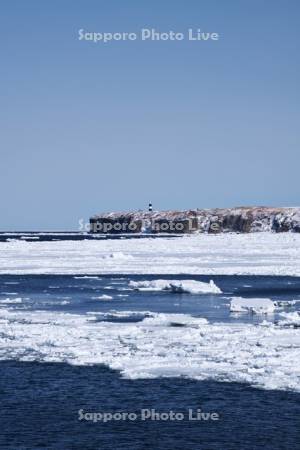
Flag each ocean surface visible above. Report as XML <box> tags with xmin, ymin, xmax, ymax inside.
<box><xmin>0</xmin><ymin>273</ymin><xmax>299</xmax><ymax>449</ymax></box>
<box><xmin>0</xmin><ymin>231</ymin><xmax>178</xmax><ymax>242</ymax></box>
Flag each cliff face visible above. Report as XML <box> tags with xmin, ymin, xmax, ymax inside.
<box><xmin>90</xmin><ymin>207</ymin><xmax>300</xmax><ymax>234</ymax></box>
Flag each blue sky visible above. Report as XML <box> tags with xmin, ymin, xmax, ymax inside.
<box><xmin>1</xmin><ymin>0</ymin><xmax>299</xmax><ymax>230</ymax></box>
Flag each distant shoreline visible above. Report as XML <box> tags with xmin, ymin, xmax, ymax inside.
<box><xmin>90</xmin><ymin>206</ymin><xmax>300</xmax><ymax>234</ymax></box>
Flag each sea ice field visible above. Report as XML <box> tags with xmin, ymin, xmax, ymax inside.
<box><xmin>0</xmin><ymin>232</ymin><xmax>300</xmax><ymax>275</ymax></box>
<box><xmin>0</xmin><ymin>233</ymin><xmax>299</xmax><ymax>449</ymax></box>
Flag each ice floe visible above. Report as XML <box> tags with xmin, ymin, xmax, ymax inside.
<box><xmin>278</xmin><ymin>312</ymin><xmax>300</xmax><ymax>327</ymax></box>
<box><xmin>0</xmin><ymin>297</ymin><xmax>23</xmax><ymax>304</ymax></box>
<box><xmin>129</xmin><ymin>279</ymin><xmax>222</xmax><ymax>294</ymax></box>
<box><xmin>87</xmin><ymin>310</ymin><xmax>154</xmax><ymax>321</ymax></box>
<box><xmin>73</xmin><ymin>276</ymin><xmax>101</xmax><ymax>280</ymax></box>
<box><xmin>274</xmin><ymin>300</ymin><xmax>297</xmax><ymax>308</ymax></box>
<box><xmin>0</xmin><ymin>308</ymin><xmax>299</xmax><ymax>392</ymax></box>
<box><xmin>91</xmin><ymin>295</ymin><xmax>113</xmax><ymax>300</ymax></box>
<box><xmin>230</xmin><ymin>297</ymin><xmax>275</xmax><ymax>314</ymax></box>
<box><xmin>1</xmin><ymin>292</ymin><xmax>18</xmax><ymax>295</ymax></box>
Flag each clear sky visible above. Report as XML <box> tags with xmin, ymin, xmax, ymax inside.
<box><xmin>1</xmin><ymin>0</ymin><xmax>299</xmax><ymax>230</ymax></box>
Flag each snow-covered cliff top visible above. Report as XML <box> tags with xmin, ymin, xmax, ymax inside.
<box><xmin>91</xmin><ymin>206</ymin><xmax>300</xmax><ymax>233</ymax></box>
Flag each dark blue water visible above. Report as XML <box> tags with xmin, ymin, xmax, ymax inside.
<box><xmin>0</xmin><ymin>232</ymin><xmax>179</xmax><ymax>242</ymax></box>
<box><xmin>1</xmin><ymin>362</ymin><xmax>299</xmax><ymax>450</ymax></box>
<box><xmin>1</xmin><ymin>274</ymin><xmax>299</xmax><ymax>323</ymax></box>
<box><xmin>0</xmin><ymin>274</ymin><xmax>299</xmax><ymax>449</ymax></box>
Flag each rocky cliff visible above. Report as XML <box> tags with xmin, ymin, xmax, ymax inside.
<box><xmin>90</xmin><ymin>207</ymin><xmax>300</xmax><ymax>234</ymax></box>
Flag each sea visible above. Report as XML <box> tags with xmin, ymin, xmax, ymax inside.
<box><xmin>0</xmin><ymin>233</ymin><xmax>299</xmax><ymax>449</ymax></box>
